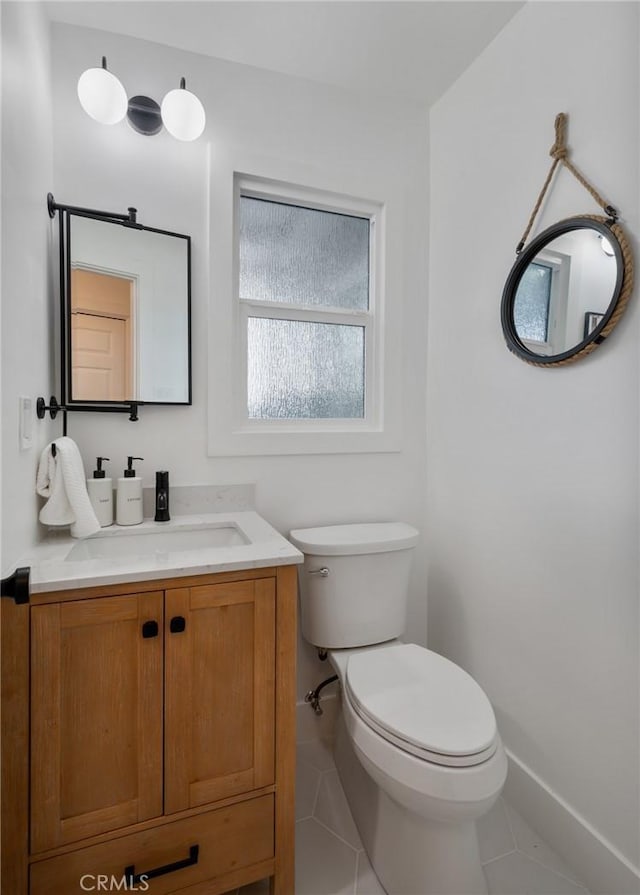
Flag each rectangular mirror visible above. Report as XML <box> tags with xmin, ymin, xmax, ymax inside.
<box><xmin>62</xmin><ymin>213</ymin><xmax>191</xmax><ymax>406</ymax></box>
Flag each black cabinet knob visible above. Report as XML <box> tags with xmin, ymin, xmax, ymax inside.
<box><xmin>141</xmin><ymin>620</ymin><xmax>159</xmax><ymax>638</ymax></box>
<box><xmin>169</xmin><ymin>616</ymin><xmax>186</xmax><ymax>634</ymax></box>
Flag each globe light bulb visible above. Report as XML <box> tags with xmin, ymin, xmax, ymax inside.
<box><xmin>77</xmin><ymin>58</ymin><xmax>127</xmax><ymax>125</ymax></box>
<box><xmin>161</xmin><ymin>79</ymin><xmax>206</xmax><ymax>142</ymax></box>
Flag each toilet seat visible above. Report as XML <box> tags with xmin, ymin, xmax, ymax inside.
<box><xmin>345</xmin><ymin>644</ymin><xmax>498</xmax><ymax>768</ymax></box>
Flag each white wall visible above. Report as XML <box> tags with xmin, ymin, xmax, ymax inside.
<box><xmin>428</xmin><ymin>1</ymin><xmax>639</xmax><ymax>887</ymax></box>
<box><xmin>1</xmin><ymin>2</ymin><xmax>55</xmax><ymax>575</ymax></box>
<box><xmin>557</xmin><ymin>230</ymin><xmax>618</xmax><ymax>348</ymax></box>
<box><xmin>49</xmin><ymin>23</ymin><xmax>429</xmax><ymax>700</ymax></box>
<box><xmin>6</xmin><ymin>6</ymin><xmax>639</xmax><ymax>887</ymax></box>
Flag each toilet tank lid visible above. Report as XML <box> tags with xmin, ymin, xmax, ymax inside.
<box><xmin>289</xmin><ymin>522</ymin><xmax>419</xmax><ymax>556</ymax></box>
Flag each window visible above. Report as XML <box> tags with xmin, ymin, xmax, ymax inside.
<box><xmin>513</xmin><ymin>252</ymin><xmax>570</xmax><ymax>355</ymax></box>
<box><xmin>514</xmin><ymin>261</ymin><xmax>553</xmax><ymax>343</ymax></box>
<box><xmin>239</xmin><ymin>197</ymin><xmax>372</xmax><ymax>422</ymax></box>
<box><xmin>208</xmin><ymin>165</ymin><xmax>401</xmax><ymax>456</ymax></box>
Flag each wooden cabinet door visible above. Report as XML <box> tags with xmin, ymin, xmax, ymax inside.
<box><xmin>30</xmin><ymin>593</ymin><xmax>163</xmax><ymax>853</ymax></box>
<box><xmin>164</xmin><ymin>579</ymin><xmax>276</xmax><ymax>814</ymax></box>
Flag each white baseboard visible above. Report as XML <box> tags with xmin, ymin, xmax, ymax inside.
<box><xmin>504</xmin><ymin>748</ymin><xmax>640</xmax><ymax>895</ymax></box>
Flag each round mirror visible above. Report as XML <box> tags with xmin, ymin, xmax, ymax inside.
<box><xmin>501</xmin><ymin>216</ymin><xmax>633</xmax><ymax>365</ymax></box>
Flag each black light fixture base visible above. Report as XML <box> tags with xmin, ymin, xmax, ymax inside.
<box><xmin>127</xmin><ymin>95</ymin><xmax>162</xmax><ymax>136</ymax></box>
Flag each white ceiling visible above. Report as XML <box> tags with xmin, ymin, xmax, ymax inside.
<box><xmin>46</xmin><ymin>1</ymin><xmax>524</xmax><ymax>105</ymax></box>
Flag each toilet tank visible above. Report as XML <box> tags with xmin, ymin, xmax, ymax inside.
<box><xmin>289</xmin><ymin>523</ymin><xmax>419</xmax><ymax>649</ymax></box>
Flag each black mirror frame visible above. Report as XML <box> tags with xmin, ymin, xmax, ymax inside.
<box><xmin>56</xmin><ymin>204</ymin><xmax>192</xmax><ymax>412</ymax></box>
<box><xmin>501</xmin><ymin>215</ymin><xmax>634</xmax><ymax>367</ymax></box>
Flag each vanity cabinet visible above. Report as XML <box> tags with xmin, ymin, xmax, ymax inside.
<box><xmin>1</xmin><ymin>565</ymin><xmax>297</xmax><ymax>895</ymax></box>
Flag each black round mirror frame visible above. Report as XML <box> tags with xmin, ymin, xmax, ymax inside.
<box><xmin>501</xmin><ymin>215</ymin><xmax>634</xmax><ymax>366</ymax></box>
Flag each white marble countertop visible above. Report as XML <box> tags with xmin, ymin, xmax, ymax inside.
<box><xmin>21</xmin><ymin>511</ymin><xmax>303</xmax><ymax>594</ymax></box>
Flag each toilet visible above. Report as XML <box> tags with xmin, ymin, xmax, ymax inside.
<box><xmin>289</xmin><ymin>522</ymin><xmax>507</xmax><ymax>895</ymax></box>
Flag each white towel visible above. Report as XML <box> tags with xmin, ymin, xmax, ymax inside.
<box><xmin>36</xmin><ymin>437</ymin><xmax>101</xmax><ymax>538</ymax></box>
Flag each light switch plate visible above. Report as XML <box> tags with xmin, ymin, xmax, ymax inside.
<box><xmin>19</xmin><ymin>396</ymin><xmax>34</xmax><ymax>450</ymax></box>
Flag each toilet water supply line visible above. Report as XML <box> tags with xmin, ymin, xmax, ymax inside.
<box><xmin>305</xmin><ymin>675</ymin><xmax>339</xmax><ymax>715</ymax></box>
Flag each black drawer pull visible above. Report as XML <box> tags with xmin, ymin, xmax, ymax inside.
<box><xmin>170</xmin><ymin>615</ymin><xmax>186</xmax><ymax>634</ymax></box>
<box><xmin>141</xmin><ymin>620</ymin><xmax>159</xmax><ymax>639</ymax></box>
<box><xmin>125</xmin><ymin>843</ymin><xmax>199</xmax><ymax>885</ymax></box>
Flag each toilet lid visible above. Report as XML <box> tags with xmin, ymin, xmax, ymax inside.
<box><xmin>289</xmin><ymin>522</ymin><xmax>419</xmax><ymax>556</ymax></box>
<box><xmin>345</xmin><ymin>644</ymin><xmax>497</xmax><ymax>767</ymax></box>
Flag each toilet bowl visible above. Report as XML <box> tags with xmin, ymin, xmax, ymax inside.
<box><xmin>289</xmin><ymin>523</ymin><xmax>508</xmax><ymax>895</ymax></box>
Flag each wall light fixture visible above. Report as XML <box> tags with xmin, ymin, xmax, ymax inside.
<box><xmin>77</xmin><ymin>57</ymin><xmax>206</xmax><ymax>142</ymax></box>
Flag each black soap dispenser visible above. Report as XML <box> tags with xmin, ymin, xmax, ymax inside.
<box><xmin>154</xmin><ymin>471</ymin><xmax>170</xmax><ymax>523</ymax></box>
<box><xmin>87</xmin><ymin>457</ymin><xmax>113</xmax><ymax>527</ymax></box>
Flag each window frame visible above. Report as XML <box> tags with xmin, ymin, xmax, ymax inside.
<box><xmin>207</xmin><ymin>153</ymin><xmax>402</xmax><ymax>457</ymax></box>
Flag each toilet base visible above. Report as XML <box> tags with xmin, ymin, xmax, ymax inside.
<box><xmin>335</xmin><ymin>713</ymin><xmax>488</xmax><ymax>895</ymax></box>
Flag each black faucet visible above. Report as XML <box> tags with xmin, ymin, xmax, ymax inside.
<box><xmin>154</xmin><ymin>470</ymin><xmax>170</xmax><ymax>522</ymax></box>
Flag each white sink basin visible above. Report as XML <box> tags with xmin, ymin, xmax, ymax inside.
<box><xmin>25</xmin><ymin>511</ymin><xmax>303</xmax><ymax>593</ymax></box>
<box><xmin>65</xmin><ymin>524</ymin><xmax>249</xmax><ymax>562</ymax></box>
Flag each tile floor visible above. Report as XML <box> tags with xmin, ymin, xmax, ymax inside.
<box><xmin>232</xmin><ymin>737</ymin><xmax>591</xmax><ymax>895</ymax></box>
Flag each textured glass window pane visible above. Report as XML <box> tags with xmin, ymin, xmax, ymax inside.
<box><xmin>247</xmin><ymin>318</ymin><xmax>365</xmax><ymax>419</ymax></box>
<box><xmin>239</xmin><ymin>197</ymin><xmax>369</xmax><ymax>310</ymax></box>
<box><xmin>514</xmin><ymin>262</ymin><xmax>552</xmax><ymax>342</ymax></box>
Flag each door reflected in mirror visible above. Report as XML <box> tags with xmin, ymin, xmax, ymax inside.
<box><xmin>71</xmin><ymin>268</ymin><xmax>134</xmax><ymax>401</ymax></box>
<box><xmin>67</xmin><ymin>215</ymin><xmax>191</xmax><ymax>404</ymax></box>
